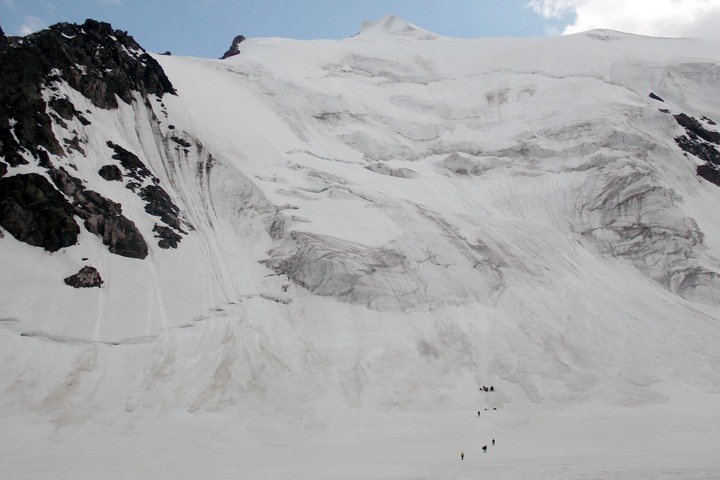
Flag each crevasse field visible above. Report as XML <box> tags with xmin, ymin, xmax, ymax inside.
<box><xmin>2</xmin><ymin>16</ymin><xmax>720</xmax><ymax>478</ymax></box>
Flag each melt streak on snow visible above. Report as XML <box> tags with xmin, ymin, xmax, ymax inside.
<box><xmin>2</xmin><ymin>16</ymin><xmax>720</xmax><ymax>478</ymax></box>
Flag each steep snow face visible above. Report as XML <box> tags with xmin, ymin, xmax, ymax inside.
<box><xmin>2</xmin><ymin>20</ymin><xmax>720</xmax><ymax>476</ymax></box>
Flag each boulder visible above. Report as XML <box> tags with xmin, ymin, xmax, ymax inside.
<box><xmin>98</xmin><ymin>164</ymin><xmax>123</xmax><ymax>181</ymax></box>
<box><xmin>64</xmin><ymin>266</ymin><xmax>103</xmax><ymax>288</ymax></box>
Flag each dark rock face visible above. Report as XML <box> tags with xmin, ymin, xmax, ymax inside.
<box><xmin>49</xmin><ymin>165</ymin><xmax>148</xmax><ymax>259</ymax></box>
<box><xmin>153</xmin><ymin>224</ymin><xmax>182</xmax><ymax>249</ymax></box>
<box><xmin>170</xmin><ymin>136</ymin><xmax>192</xmax><ymax>148</ymax></box>
<box><xmin>106</xmin><ymin>141</ymin><xmax>190</xmax><ymax>247</ymax></box>
<box><xmin>674</xmin><ymin>114</ymin><xmax>720</xmax><ymax>144</ymax></box>
<box><xmin>220</xmin><ymin>35</ymin><xmax>246</xmax><ymax>59</ymax></box>
<box><xmin>673</xmin><ymin>113</ymin><xmax>720</xmax><ymax>186</ymax></box>
<box><xmin>697</xmin><ymin>164</ymin><xmax>720</xmax><ymax>186</ymax></box>
<box><xmin>0</xmin><ymin>173</ymin><xmax>79</xmax><ymax>251</ymax></box>
<box><xmin>64</xmin><ymin>266</ymin><xmax>103</xmax><ymax>288</ymax></box>
<box><xmin>140</xmin><ymin>185</ymin><xmax>184</xmax><ymax>232</ymax></box>
<box><xmin>98</xmin><ymin>164</ymin><xmax>123</xmax><ymax>181</ymax></box>
<box><xmin>106</xmin><ymin>141</ymin><xmax>152</xmax><ymax>185</ymax></box>
<box><xmin>0</xmin><ymin>19</ymin><xmax>175</xmax><ymax>166</ymax></box>
<box><xmin>649</xmin><ymin>92</ymin><xmax>665</xmax><ymax>102</ymax></box>
<box><xmin>0</xmin><ymin>161</ymin><xmax>6</xmax><ymax>178</ymax></box>
<box><xmin>91</xmin><ymin>215</ymin><xmax>148</xmax><ymax>259</ymax></box>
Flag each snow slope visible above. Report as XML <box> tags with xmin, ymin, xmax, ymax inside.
<box><xmin>2</xmin><ymin>16</ymin><xmax>720</xmax><ymax>478</ymax></box>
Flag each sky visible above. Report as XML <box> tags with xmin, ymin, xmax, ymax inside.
<box><xmin>1</xmin><ymin>0</ymin><xmax>720</xmax><ymax>58</ymax></box>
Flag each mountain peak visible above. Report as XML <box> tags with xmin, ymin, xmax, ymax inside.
<box><xmin>358</xmin><ymin>15</ymin><xmax>438</xmax><ymax>40</ymax></box>
<box><xmin>220</xmin><ymin>34</ymin><xmax>246</xmax><ymax>59</ymax></box>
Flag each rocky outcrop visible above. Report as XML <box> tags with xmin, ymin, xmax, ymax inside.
<box><xmin>98</xmin><ymin>164</ymin><xmax>122</xmax><ymax>181</ymax></box>
<box><xmin>0</xmin><ymin>173</ymin><xmax>79</xmax><ymax>251</ymax></box>
<box><xmin>673</xmin><ymin>113</ymin><xmax>720</xmax><ymax>186</ymax></box>
<box><xmin>49</xmin><ymin>166</ymin><xmax>148</xmax><ymax>259</ymax></box>
<box><xmin>674</xmin><ymin>114</ymin><xmax>720</xmax><ymax>144</ymax></box>
<box><xmin>64</xmin><ymin>266</ymin><xmax>103</xmax><ymax>288</ymax></box>
<box><xmin>106</xmin><ymin>141</ymin><xmax>153</xmax><ymax>185</ymax></box>
<box><xmin>139</xmin><ymin>185</ymin><xmax>184</xmax><ymax>232</ymax></box>
<box><xmin>91</xmin><ymin>215</ymin><xmax>148</xmax><ymax>258</ymax></box>
<box><xmin>106</xmin><ymin>141</ymin><xmax>189</xmax><ymax>246</ymax></box>
<box><xmin>0</xmin><ymin>161</ymin><xmax>6</xmax><ymax>178</ymax></box>
<box><xmin>220</xmin><ymin>35</ymin><xmax>246</xmax><ymax>59</ymax></box>
<box><xmin>153</xmin><ymin>224</ymin><xmax>182</xmax><ymax>249</ymax></box>
<box><xmin>0</xmin><ymin>19</ymin><xmax>175</xmax><ymax>166</ymax></box>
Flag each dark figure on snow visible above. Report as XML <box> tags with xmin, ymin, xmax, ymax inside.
<box><xmin>490</xmin><ymin>385</ymin><xmax>494</xmax><ymax>392</ymax></box>
<box><xmin>477</xmin><ymin>411</ymin><xmax>481</xmax><ymax>417</ymax></box>
<box><xmin>482</xmin><ymin>445</ymin><xmax>487</xmax><ymax>453</ymax></box>
<box><xmin>483</xmin><ymin>386</ymin><xmax>489</xmax><ymax>392</ymax></box>
<box><xmin>460</xmin><ymin>450</ymin><xmax>464</xmax><ymax>461</ymax></box>
<box><xmin>492</xmin><ymin>438</ymin><xmax>496</xmax><ymax>446</ymax></box>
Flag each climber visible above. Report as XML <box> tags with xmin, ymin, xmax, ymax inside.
<box><xmin>492</xmin><ymin>438</ymin><xmax>496</xmax><ymax>446</ymax></box>
<box><xmin>490</xmin><ymin>385</ymin><xmax>494</xmax><ymax>392</ymax></box>
<box><xmin>460</xmin><ymin>450</ymin><xmax>464</xmax><ymax>461</ymax></box>
<box><xmin>482</xmin><ymin>445</ymin><xmax>487</xmax><ymax>453</ymax></box>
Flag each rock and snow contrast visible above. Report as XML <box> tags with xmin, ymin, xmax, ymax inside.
<box><xmin>2</xmin><ymin>15</ymin><xmax>720</xmax><ymax>479</ymax></box>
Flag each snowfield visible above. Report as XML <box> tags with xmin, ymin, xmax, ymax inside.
<box><xmin>2</xmin><ymin>16</ymin><xmax>720</xmax><ymax>478</ymax></box>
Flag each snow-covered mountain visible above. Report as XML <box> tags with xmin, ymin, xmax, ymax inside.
<box><xmin>2</xmin><ymin>16</ymin><xmax>720</xmax><ymax>478</ymax></box>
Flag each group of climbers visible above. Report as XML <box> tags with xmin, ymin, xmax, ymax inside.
<box><xmin>461</xmin><ymin>383</ymin><xmax>498</xmax><ymax>461</ymax></box>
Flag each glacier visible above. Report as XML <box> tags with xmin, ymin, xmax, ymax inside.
<box><xmin>1</xmin><ymin>15</ymin><xmax>720</xmax><ymax>479</ymax></box>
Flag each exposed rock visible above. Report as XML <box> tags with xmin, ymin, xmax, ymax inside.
<box><xmin>0</xmin><ymin>19</ymin><xmax>175</xmax><ymax>166</ymax></box>
<box><xmin>673</xmin><ymin>113</ymin><xmax>720</xmax><ymax>188</ymax></box>
<box><xmin>697</xmin><ymin>164</ymin><xmax>720</xmax><ymax>186</ymax></box>
<box><xmin>0</xmin><ymin>173</ymin><xmax>79</xmax><ymax>251</ymax></box>
<box><xmin>73</xmin><ymin>189</ymin><xmax>122</xmax><ymax>219</ymax></box>
<box><xmin>48</xmin><ymin>166</ymin><xmax>83</xmax><ymax>197</ymax></box>
<box><xmin>63</xmin><ymin>136</ymin><xmax>85</xmax><ymax>155</ymax></box>
<box><xmin>48</xmin><ymin>165</ymin><xmax>148</xmax><ymax>259</ymax></box>
<box><xmin>88</xmin><ymin>215</ymin><xmax>148</xmax><ymax>259</ymax></box>
<box><xmin>649</xmin><ymin>92</ymin><xmax>665</xmax><ymax>102</ymax></box>
<box><xmin>170</xmin><ymin>136</ymin><xmax>192</xmax><ymax>148</ymax></box>
<box><xmin>140</xmin><ymin>185</ymin><xmax>184</xmax><ymax>232</ymax></box>
<box><xmin>106</xmin><ymin>142</ymin><xmax>191</xmax><ymax>236</ymax></box>
<box><xmin>98</xmin><ymin>164</ymin><xmax>123</xmax><ymax>181</ymax></box>
<box><xmin>220</xmin><ymin>35</ymin><xmax>246</xmax><ymax>60</ymax></box>
<box><xmin>675</xmin><ymin>135</ymin><xmax>720</xmax><ymax>164</ymax></box>
<box><xmin>674</xmin><ymin>113</ymin><xmax>720</xmax><ymax>145</ymax></box>
<box><xmin>160</xmin><ymin>51</ymin><xmax>172</xmax><ymax>56</ymax></box>
<box><xmin>64</xmin><ymin>266</ymin><xmax>103</xmax><ymax>288</ymax></box>
<box><xmin>106</xmin><ymin>141</ymin><xmax>153</xmax><ymax>182</ymax></box>
<box><xmin>0</xmin><ymin>161</ymin><xmax>6</xmax><ymax>178</ymax></box>
<box><xmin>153</xmin><ymin>224</ymin><xmax>182</xmax><ymax>249</ymax></box>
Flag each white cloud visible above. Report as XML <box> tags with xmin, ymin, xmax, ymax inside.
<box><xmin>529</xmin><ymin>0</ymin><xmax>720</xmax><ymax>40</ymax></box>
<box><xmin>20</xmin><ymin>15</ymin><xmax>45</xmax><ymax>35</ymax></box>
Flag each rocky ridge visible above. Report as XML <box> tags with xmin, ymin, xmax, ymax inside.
<box><xmin>0</xmin><ymin>20</ymin><xmax>190</xmax><ymax>266</ymax></box>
